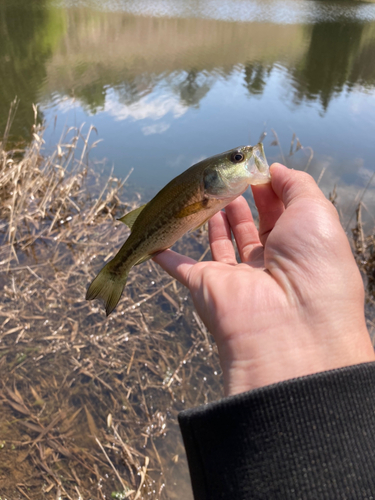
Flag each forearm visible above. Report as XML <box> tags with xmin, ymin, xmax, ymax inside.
<box><xmin>179</xmin><ymin>361</ymin><xmax>375</xmax><ymax>500</ymax></box>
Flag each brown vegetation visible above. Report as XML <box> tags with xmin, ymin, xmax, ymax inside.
<box><xmin>352</xmin><ymin>204</ymin><xmax>375</xmax><ymax>340</ymax></box>
<box><xmin>0</xmin><ymin>102</ymin><xmax>221</xmax><ymax>500</ymax></box>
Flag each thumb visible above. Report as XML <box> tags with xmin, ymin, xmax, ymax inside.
<box><xmin>270</xmin><ymin>163</ymin><xmax>331</xmax><ymax>210</ymax></box>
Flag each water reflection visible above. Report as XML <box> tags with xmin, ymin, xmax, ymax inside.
<box><xmin>0</xmin><ymin>0</ymin><xmax>65</xmax><ymax>140</ymax></box>
<box><xmin>1</xmin><ymin>0</ymin><xmax>375</xmax><ymax>198</ymax></box>
<box><xmin>110</xmin><ymin>91</ymin><xmax>186</xmax><ymax>122</ymax></box>
<box><xmin>174</xmin><ymin>70</ymin><xmax>213</xmax><ymax>108</ymax></box>
<box><xmin>61</xmin><ymin>0</ymin><xmax>375</xmax><ymax>24</ymax></box>
<box><xmin>2</xmin><ymin>2</ymin><xmax>375</xmax><ymax>133</ymax></box>
<box><xmin>292</xmin><ymin>21</ymin><xmax>375</xmax><ymax>108</ymax></box>
<box><xmin>40</xmin><ymin>9</ymin><xmax>375</xmax><ymax>119</ymax></box>
<box><xmin>244</xmin><ymin>63</ymin><xmax>271</xmax><ymax>96</ymax></box>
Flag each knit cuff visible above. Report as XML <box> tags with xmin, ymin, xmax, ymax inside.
<box><xmin>179</xmin><ymin>362</ymin><xmax>375</xmax><ymax>500</ymax></box>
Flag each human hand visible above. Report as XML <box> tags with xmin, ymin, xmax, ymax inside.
<box><xmin>154</xmin><ymin>163</ymin><xmax>375</xmax><ymax>396</ymax></box>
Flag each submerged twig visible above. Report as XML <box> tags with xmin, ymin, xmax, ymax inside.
<box><xmin>96</xmin><ymin>437</ymin><xmax>133</xmax><ymax>496</ymax></box>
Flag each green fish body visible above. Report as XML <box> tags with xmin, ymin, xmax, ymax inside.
<box><xmin>86</xmin><ymin>143</ymin><xmax>270</xmax><ymax>315</ymax></box>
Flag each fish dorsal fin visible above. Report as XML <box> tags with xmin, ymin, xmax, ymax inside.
<box><xmin>175</xmin><ymin>200</ymin><xmax>209</xmax><ymax>218</ymax></box>
<box><xmin>118</xmin><ymin>203</ymin><xmax>147</xmax><ymax>230</ymax></box>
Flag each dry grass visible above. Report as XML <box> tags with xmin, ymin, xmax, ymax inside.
<box><xmin>352</xmin><ymin>203</ymin><xmax>375</xmax><ymax>341</ymax></box>
<box><xmin>0</xmin><ymin>102</ymin><xmax>221</xmax><ymax>500</ymax></box>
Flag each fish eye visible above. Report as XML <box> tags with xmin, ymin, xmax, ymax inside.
<box><xmin>231</xmin><ymin>151</ymin><xmax>244</xmax><ymax>163</ymax></box>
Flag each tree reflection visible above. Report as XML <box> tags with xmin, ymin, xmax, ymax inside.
<box><xmin>2</xmin><ymin>3</ymin><xmax>375</xmax><ymax>143</ymax></box>
<box><xmin>0</xmin><ymin>0</ymin><xmax>66</xmax><ymax>142</ymax></box>
<box><xmin>348</xmin><ymin>35</ymin><xmax>375</xmax><ymax>90</ymax></box>
<box><xmin>173</xmin><ymin>70</ymin><xmax>211</xmax><ymax>108</ymax></box>
<box><xmin>243</xmin><ymin>63</ymin><xmax>271</xmax><ymax>96</ymax></box>
<box><xmin>73</xmin><ymin>81</ymin><xmax>107</xmax><ymax>115</ymax></box>
<box><xmin>291</xmin><ymin>22</ymin><xmax>364</xmax><ymax>109</ymax></box>
<box><xmin>241</xmin><ymin>21</ymin><xmax>375</xmax><ymax>111</ymax></box>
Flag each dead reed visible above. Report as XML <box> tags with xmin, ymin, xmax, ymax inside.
<box><xmin>352</xmin><ymin>204</ymin><xmax>375</xmax><ymax>340</ymax></box>
<box><xmin>0</xmin><ymin>103</ymin><xmax>221</xmax><ymax>500</ymax></box>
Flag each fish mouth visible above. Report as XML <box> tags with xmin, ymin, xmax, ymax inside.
<box><xmin>252</xmin><ymin>143</ymin><xmax>269</xmax><ymax>173</ymax></box>
<box><xmin>244</xmin><ymin>143</ymin><xmax>271</xmax><ymax>184</ymax></box>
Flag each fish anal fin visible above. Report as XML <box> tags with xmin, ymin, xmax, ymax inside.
<box><xmin>176</xmin><ymin>200</ymin><xmax>209</xmax><ymax>218</ymax></box>
<box><xmin>135</xmin><ymin>248</ymin><xmax>171</xmax><ymax>265</ymax></box>
<box><xmin>118</xmin><ymin>203</ymin><xmax>147</xmax><ymax>230</ymax></box>
<box><xmin>134</xmin><ymin>254</ymin><xmax>153</xmax><ymax>266</ymax></box>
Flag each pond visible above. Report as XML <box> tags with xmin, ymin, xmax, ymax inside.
<box><xmin>1</xmin><ymin>1</ymin><xmax>375</xmax><ymax>499</ymax></box>
<box><xmin>1</xmin><ymin>0</ymin><xmax>375</xmax><ymax>218</ymax></box>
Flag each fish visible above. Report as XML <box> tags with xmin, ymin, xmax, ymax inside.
<box><xmin>86</xmin><ymin>143</ymin><xmax>271</xmax><ymax>315</ymax></box>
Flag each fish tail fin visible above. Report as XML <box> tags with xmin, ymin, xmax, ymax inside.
<box><xmin>86</xmin><ymin>265</ymin><xmax>127</xmax><ymax>316</ymax></box>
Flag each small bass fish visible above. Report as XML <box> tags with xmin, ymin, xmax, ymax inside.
<box><xmin>86</xmin><ymin>143</ymin><xmax>270</xmax><ymax>315</ymax></box>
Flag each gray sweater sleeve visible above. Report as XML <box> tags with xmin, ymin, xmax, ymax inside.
<box><xmin>178</xmin><ymin>362</ymin><xmax>375</xmax><ymax>500</ymax></box>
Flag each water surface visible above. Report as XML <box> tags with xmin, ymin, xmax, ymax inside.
<box><xmin>1</xmin><ymin>0</ymin><xmax>375</xmax><ymax>224</ymax></box>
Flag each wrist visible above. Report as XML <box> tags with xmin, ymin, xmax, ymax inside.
<box><xmin>219</xmin><ymin>325</ymin><xmax>375</xmax><ymax>397</ymax></box>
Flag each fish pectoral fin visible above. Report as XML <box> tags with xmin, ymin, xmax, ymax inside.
<box><xmin>175</xmin><ymin>200</ymin><xmax>210</xmax><ymax>218</ymax></box>
<box><xmin>118</xmin><ymin>203</ymin><xmax>148</xmax><ymax>230</ymax></box>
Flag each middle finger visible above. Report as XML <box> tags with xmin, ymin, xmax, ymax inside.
<box><xmin>225</xmin><ymin>196</ymin><xmax>262</xmax><ymax>263</ymax></box>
